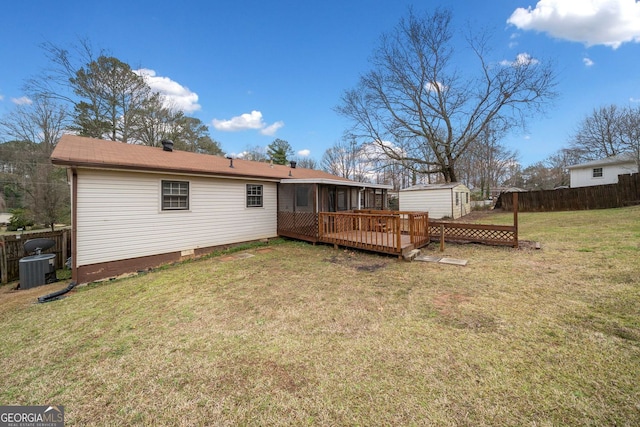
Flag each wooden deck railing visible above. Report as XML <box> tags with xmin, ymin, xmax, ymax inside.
<box><xmin>319</xmin><ymin>210</ymin><xmax>429</xmax><ymax>255</ymax></box>
<box><xmin>352</xmin><ymin>210</ymin><xmax>429</xmax><ymax>246</ymax></box>
<box><xmin>406</xmin><ymin>212</ymin><xmax>429</xmax><ymax>247</ymax></box>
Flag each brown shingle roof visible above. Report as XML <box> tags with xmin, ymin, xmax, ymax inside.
<box><xmin>51</xmin><ymin>134</ymin><xmax>351</xmax><ymax>182</ymax></box>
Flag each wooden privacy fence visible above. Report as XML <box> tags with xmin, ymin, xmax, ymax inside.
<box><xmin>0</xmin><ymin>229</ymin><xmax>71</xmax><ymax>284</ymax></box>
<box><xmin>498</xmin><ymin>173</ymin><xmax>640</xmax><ymax>212</ymax></box>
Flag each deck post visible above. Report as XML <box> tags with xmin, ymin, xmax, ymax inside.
<box><xmin>408</xmin><ymin>214</ymin><xmax>414</xmax><ymax>244</ymax></box>
<box><xmin>513</xmin><ymin>192</ymin><xmax>519</xmax><ymax>249</ymax></box>
<box><xmin>440</xmin><ymin>224</ymin><xmax>445</xmax><ymax>252</ymax></box>
<box><xmin>395</xmin><ymin>216</ymin><xmax>401</xmax><ymax>253</ymax></box>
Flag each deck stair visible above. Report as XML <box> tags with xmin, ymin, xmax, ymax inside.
<box><xmin>403</xmin><ymin>249</ymin><xmax>421</xmax><ymax>261</ymax></box>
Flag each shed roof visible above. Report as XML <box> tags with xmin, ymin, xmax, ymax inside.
<box><xmin>51</xmin><ymin>135</ymin><xmax>354</xmax><ymax>183</ymax></box>
<box><xmin>399</xmin><ymin>182</ymin><xmax>469</xmax><ymax>192</ymax></box>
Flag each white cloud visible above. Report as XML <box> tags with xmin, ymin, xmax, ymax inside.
<box><xmin>297</xmin><ymin>149</ymin><xmax>311</xmax><ymax>157</ymax></box>
<box><xmin>11</xmin><ymin>96</ymin><xmax>32</xmax><ymax>105</ymax></box>
<box><xmin>212</xmin><ymin>110</ymin><xmax>265</xmax><ymax>131</ymax></box>
<box><xmin>583</xmin><ymin>57</ymin><xmax>595</xmax><ymax>67</ymax></box>
<box><xmin>425</xmin><ymin>81</ymin><xmax>446</xmax><ymax>92</ymax></box>
<box><xmin>134</xmin><ymin>68</ymin><xmax>201</xmax><ymax>113</ymax></box>
<box><xmin>630</xmin><ymin>97</ymin><xmax>640</xmax><ymax>103</ymax></box>
<box><xmin>260</xmin><ymin>120</ymin><xmax>285</xmax><ymax>136</ymax></box>
<box><xmin>0</xmin><ymin>94</ymin><xmax>4</xmax><ymax>101</ymax></box>
<box><xmin>500</xmin><ymin>53</ymin><xmax>540</xmax><ymax>67</ymax></box>
<box><xmin>508</xmin><ymin>33</ymin><xmax>520</xmax><ymax>49</ymax></box>
<box><xmin>212</xmin><ymin>110</ymin><xmax>284</xmax><ymax>135</ymax></box>
<box><xmin>507</xmin><ymin>0</ymin><xmax>640</xmax><ymax>49</ymax></box>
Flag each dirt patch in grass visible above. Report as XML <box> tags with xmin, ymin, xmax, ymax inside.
<box><xmin>432</xmin><ymin>292</ymin><xmax>498</xmax><ymax>331</ymax></box>
<box><xmin>255</xmin><ymin>247</ymin><xmax>275</xmax><ymax>253</ymax></box>
<box><xmin>323</xmin><ymin>249</ymin><xmax>390</xmax><ymax>273</ymax></box>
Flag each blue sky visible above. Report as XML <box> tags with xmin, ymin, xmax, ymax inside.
<box><xmin>1</xmin><ymin>0</ymin><xmax>639</xmax><ymax>166</ymax></box>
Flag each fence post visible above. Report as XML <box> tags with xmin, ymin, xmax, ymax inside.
<box><xmin>440</xmin><ymin>224</ymin><xmax>445</xmax><ymax>252</ymax></box>
<box><xmin>62</xmin><ymin>229</ymin><xmax>68</xmax><ymax>269</ymax></box>
<box><xmin>0</xmin><ymin>236</ymin><xmax>6</xmax><ymax>284</ymax></box>
<box><xmin>513</xmin><ymin>192</ymin><xmax>519</xmax><ymax>249</ymax></box>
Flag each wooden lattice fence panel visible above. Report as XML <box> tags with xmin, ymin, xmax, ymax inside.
<box><xmin>429</xmin><ymin>221</ymin><xmax>517</xmax><ymax>247</ymax></box>
<box><xmin>277</xmin><ymin>212</ymin><xmax>318</xmax><ymax>242</ymax></box>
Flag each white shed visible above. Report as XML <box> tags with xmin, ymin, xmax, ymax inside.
<box><xmin>399</xmin><ymin>183</ymin><xmax>471</xmax><ymax>219</ymax></box>
<box><xmin>568</xmin><ymin>153</ymin><xmax>638</xmax><ymax>188</ymax></box>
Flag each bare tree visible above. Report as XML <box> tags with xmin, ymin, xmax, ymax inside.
<box><xmin>0</xmin><ymin>96</ymin><xmax>69</xmax><ymax>155</ymax></box>
<box><xmin>543</xmin><ymin>149</ymin><xmax>582</xmax><ymax>188</ymax></box>
<box><xmin>570</xmin><ymin>105</ymin><xmax>627</xmax><ymax>161</ymax></box>
<box><xmin>132</xmin><ymin>93</ymin><xmax>177</xmax><ymax>147</ymax></box>
<box><xmin>321</xmin><ymin>138</ymin><xmax>359</xmax><ymax>179</ymax></box>
<box><xmin>0</xmin><ymin>97</ymin><xmax>71</xmax><ymax>229</ymax></box>
<box><xmin>239</xmin><ymin>145</ymin><xmax>268</xmax><ymax>162</ymax></box>
<box><xmin>457</xmin><ymin>126</ymin><xmax>519</xmax><ymax>198</ymax></box>
<box><xmin>337</xmin><ymin>8</ymin><xmax>557</xmax><ymax>182</ymax></box>
<box><xmin>292</xmin><ymin>156</ymin><xmax>319</xmax><ymax>169</ymax></box>
<box><xmin>619</xmin><ymin>105</ymin><xmax>640</xmax><ymax>169</ymax></box>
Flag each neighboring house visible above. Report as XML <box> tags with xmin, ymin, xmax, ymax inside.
<box><xmin>568</xmin><ymin>153</ymin><xmax>638</xmax><ymax>188</ymax></box>
<box><xmin>0</xmin><ymin>213</ymin><xmax>12</xmax><ymax>226</ymax></box>
<box><xmin>399</xmin><ymin>183</ymin><xmax>471</xmax><ymax>219</ymax></box>
<box><xmin>51</xmin><ymin>135</ymin><xmax>392</xmax><ymax>284</ymax></box>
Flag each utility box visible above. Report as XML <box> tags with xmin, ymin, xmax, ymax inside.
<box><xmin>19</xmin><ymin>254</ymin><xmax>56</xmax><ymax>289</ymax></box>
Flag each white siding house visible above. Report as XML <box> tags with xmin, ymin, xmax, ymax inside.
<box><xmin>399</xmin><ymin>183</ymin><xmax>471</xmax><ymax>219</ymax></box>
<box><xmin>51</xmin><ymin>135</ymin><xmax>391</xmax><ymax>284</ymax></box>
<box><xmin>568</xmin><ymin>154</ymin><xmax>638</xmax><ymax>188</ymax></box>
<box><xmin>75</xmin><ymin>169</ymin><xmax>278</xmax><ymax>268</ymax></box>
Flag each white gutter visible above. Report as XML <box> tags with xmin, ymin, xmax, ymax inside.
<box><xmin>281</xmin><ymin>178</ymin><xmax>392</xmax><ymax>190</ymax></box>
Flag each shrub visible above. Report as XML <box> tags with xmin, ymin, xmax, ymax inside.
<box><xmin>7</xmin><ymin>208</ymin><xmax>34</xmax><ymax>231</ymax></box>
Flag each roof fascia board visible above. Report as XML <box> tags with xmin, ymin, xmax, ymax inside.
<box><xmin>61</xmin><ymin>164</ymin><xmax>281</xmax><ymax>183</ymax></box>
<box><xmin>280</xmin><ymin>178</ymin><xmax>392</xmax><ymax>189</ymax></box>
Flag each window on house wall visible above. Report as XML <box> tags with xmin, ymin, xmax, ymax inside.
<box><xmin>455</xmin><ymin>192</ymin><xmax>460</xmax><ymax>206</ymax></box>
<box><xmin>162</xmin><ymin>180</ymin><xmax>189</xmax><ymax>210</ymax></box>
<box><xmin>592</xmin><ymin>168</ymin><xmax>603</xmax><ymax>178</ymax></box>
<box><xmin>246</xmin><ymin>184</ymin><xmax>263</xmax><ymax>207</ymax></box>
<box><xmin>466</xmin><ymin>192</ymin><xmax>469</xmax><ymax>204</ymax></box>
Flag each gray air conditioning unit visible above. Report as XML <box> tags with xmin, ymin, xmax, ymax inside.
<box><xmin>19</xmin><ymin>238</ymin><xmax>58</xmax><ymax>289</ymax></box>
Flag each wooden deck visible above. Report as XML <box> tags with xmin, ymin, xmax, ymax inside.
<box><xmin>321</xmin><ymin>229</ymin><xmax>416</xmax><ymax>256</ymax></box>
<box><xmin>277</xmin><ymin>210</ymin><xmax>429</xmax><ymax>256</ymax></box>
<box><xmin>318</xmin><ymin>211</ymin><xmax>429</xmax><ymax>257</ymax></box>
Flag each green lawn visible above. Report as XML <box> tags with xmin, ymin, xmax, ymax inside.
<box><xmin>1</xmin><ymin>207</ymin><xmax>639</xmax><ymax>426</ymax></box>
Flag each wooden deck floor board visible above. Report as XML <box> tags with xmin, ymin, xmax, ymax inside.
<box><xmin>320</xmin><ymin>231</ymin><xmax>417</xmax><ymax>255</ymax></box>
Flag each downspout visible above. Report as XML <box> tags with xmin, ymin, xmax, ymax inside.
<box><xmin>358</xmin><ymin>187</ymin><xmax>365</xmax><ymax>210</ymax></box>
<box><xmin>276</xmin><ymin>182</ymin><xmax>281</xmax><ymax>237</ymax></box>
<box><xmin>71</xmin><ymin>168</ymin><xmax>78</xmax><ymax>283</ymax></box>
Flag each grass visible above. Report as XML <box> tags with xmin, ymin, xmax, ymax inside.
<box><xmin>1</xmin><ymin>206</ymin><xmax>639</xmax><ymax>426</ymax></box>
